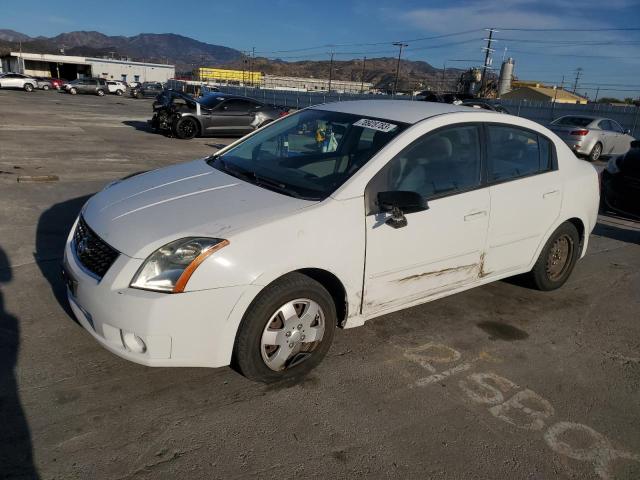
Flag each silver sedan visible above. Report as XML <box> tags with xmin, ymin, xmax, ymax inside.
<box><xmin>549</xmin><ymin>115</ymin><xmax>635</xmax><ymax>161</ymax></box>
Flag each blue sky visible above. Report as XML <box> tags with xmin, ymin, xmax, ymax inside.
<box><xmin>4</xmin><ymin>0</ymin><xmax>640</xmax><ymax>98</ymax></box>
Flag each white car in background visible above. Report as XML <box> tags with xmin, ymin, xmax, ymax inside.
<box><xmin>106</xmin><ymin>80</ymin><xmax>127</xmax><ymax>95</ymax></box>
<box><xmin>0</xmin><ymin>72</ymin><xmax>38</xmax><ymax>92</ymax></box>
<box><xmin>62</xmin><ymin>101</ymin><xmax>599</xmax><ymax>383</ymax></box>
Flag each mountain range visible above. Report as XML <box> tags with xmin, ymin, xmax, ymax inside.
<box><xmin>0</xmin><ymin>29</ymin><xmax>462</xmax><ymax>90</ymax></box>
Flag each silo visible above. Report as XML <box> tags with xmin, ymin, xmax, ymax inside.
<box><xmin>497</xmin><ymin>58</ymin><xmax>514</xmax><ymax>97</ymax></box>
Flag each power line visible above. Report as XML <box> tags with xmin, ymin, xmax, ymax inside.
<box><xmin>252</xmin><ymin>29</ymin><xmax>483</xmax><ymax>54</ymax></box>
<box><xmin>497</xmin><ymin>27</ymin><xmax>640</xmax><ymax>32</ymax></box>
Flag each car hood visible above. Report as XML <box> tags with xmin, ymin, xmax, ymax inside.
<box><xmin>82</xmin><ymin>159</ymin><xmax>315</xmax><ymax>258</ymax></box>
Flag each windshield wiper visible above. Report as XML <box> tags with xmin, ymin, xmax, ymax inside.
<box><xmin>212</xmin><ymin>158</ymin><xmax>317</xmax><ymax>201</ymax></box>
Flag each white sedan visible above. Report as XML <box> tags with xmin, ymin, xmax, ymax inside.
<box><xmin>62</xmin><ymin>101</ymin><xmax>599</xmax><ymax>383</ymax></box>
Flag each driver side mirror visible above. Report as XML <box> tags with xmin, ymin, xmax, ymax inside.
<box><xmin>631</xmin><ymin>140</ymin><xmax>640</xmax><ymax>149</ymax></box>
<box><xmin>377</xmin><ymin>191</ymin><xmax>428</xmax><ymax>229</ymax></box>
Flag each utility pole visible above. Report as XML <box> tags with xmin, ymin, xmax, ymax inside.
<box><xmin>392</xmin><ymin>42</ymin><xmax>408</xmax><ymax>96</ymax></box>
<box><xmin>442</xmin><ymin>62</ymin><xmax>446</xmax><ymax>93</ymax></box>
<box><xmin>572</xmin><ymin>67</ymin><xmax>583</xmax><ymax>94</ymax></box>
<box><xmin>481</xmin><ymin>28</ymin><xmax>497</xmax><ymax>93</ymax></box>
<box><xmin>359</xmin><ymin>56</ymin><xmax>367</xmax><ymax>94</ymax></box>
<box><xmin>249</xmin><ymin>46</ymin><xmax>255</xmax><ymax>87</ymax></box>
<box><xmin>327</xmin><ymin>50</ymin><xmax>335</xmax><ymax>93</ymax></box>
<box><xmin>594</xmin><ymin>86</ymin><xmax>600</xmax><ymax>103</ymax></box>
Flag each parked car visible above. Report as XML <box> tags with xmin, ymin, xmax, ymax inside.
<box><xmin>601</xmin><ymin>140</ymin><xmax>640</xmax><ymax>219</ymax></box>
<box><xmin>33</xmin><ymin>76</ymin><xmax>53</xmax><ymax>90</ymax></box>
<box><xmin>130</xmin><ymin>82</ymin><xmax>164</xmax><ymax>99</ymax></box>
<box><xmin>549</xmin><ymin>115</ymin><xmax>635</xmax><ymax>162</ymax></box>
<box><xmin>62</xmin><ymin>100</ymin><xmax>599</xmax><ymax>383</ymax></box>
<box><xmin>461</xmin><ymin>100</ymin><xmax>510</xmax><ymax>114</ymax></box>
<box><xmin>106</xmin><ymin>80</ymin><xmax>127</xmax><ymax>95</ymax></box>
<box><xmin>151</xmin><ymin>91</ymin><xmax>287</xmax><ymax>139</ymax></box>
<box><xmin>0</xmin><ymin>73</ymin><xmax>37</xmax><ymax>92</ymax></box>
<box><xmin>63</xmin><ymin>78</ymin><xmax>109</xmax><ymax>96</ymax></box>
<box><xmin>48</xmin><ymin>77</ymin><xmax>65</xmax><ymax>90</ymax></box>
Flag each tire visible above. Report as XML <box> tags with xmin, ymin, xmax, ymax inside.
<box><xmin>588</xmin><ymin>142</ymin><xmax>603</xmax><ymax>162</ymax></box>
<box><xmin>24</xmin><ymin>83</ymin><xmax>34</xmax><ymax>92</ymax></box>
<box><xmin>258</xmin><ymin>119</ymin><xmax>273</xmax><ymax>129</ymax></box>
<box><xmin>233</xmin><ymin>272</ymin><xmax>337</xmax><ymax>383</ymax></box>
<box><xmin>173</xmin><ymin>116</ymin><xmax>199</xmax><ymax>140</ymax></box>
<box><xmin>135</xmin><ymin>92</ymin><xmax>142</xmax><ymax>99</ymax></box>
<box><xmin>97</xmin><ymin>89</ymin><xmax>105</xmax><ymax>96</ymax></box>
<box><xmin>42</xmin><ymin>84</ymin><xmax>50</xmax><ymax>91</ymax></box>
<box><xmin>115</xmin><ymin>89</ymin><xmax>123</xmax><ymax>96</ymax></box>
<box><xmin>527</xmin><ymin>222</ymin><xmax>580</xmax><ymax>291</ymax></box>
<box><xmin>69</xmin><ymin>87</ymin><xmax>77</xmax><ymax>95</ymax></box>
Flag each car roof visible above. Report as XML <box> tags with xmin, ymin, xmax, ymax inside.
<box><xmin>311</xmin><ymin>100</ymin><xmax>483</xmax><ymax>124</ymax></box>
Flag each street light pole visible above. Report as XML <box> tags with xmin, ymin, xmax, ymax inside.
<box><xmin>392</xmin><ymin>42</ymin><xmax>408</xmax><ymax>96</ymax></box>
<box><xmin>360</xmin><ymin>56</ymin><xmax>366</xmax><ymax>94</ymax></box>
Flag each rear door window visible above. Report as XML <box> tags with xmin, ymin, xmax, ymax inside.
<box><xmin>486</xmin><ymin>125</ymin><xmax>552</xmax><ymax>182</ymax></box>
<box><xmin>598</xmin><ymin>120</ymin><xmax>612</xmax><ymax>131</ymax></box>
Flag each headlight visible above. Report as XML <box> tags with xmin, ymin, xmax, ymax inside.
<box><xmin>130</xmin><ymin>237</ymin><xmax>229</xmax><ymax>293</ymax></box>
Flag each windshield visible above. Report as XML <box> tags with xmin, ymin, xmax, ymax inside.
<box><xmin>208</xmin><ymin>109</ymin><xmax>407</xmax><ymax>200</ymax></box>
<box><xmin>552</xmin><ymin>116</ymin><xmax>593</xmax><ymax>127</ymax></box>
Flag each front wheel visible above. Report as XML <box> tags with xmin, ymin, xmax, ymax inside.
<box><xmin>527</xmin><ymin>222</ymin><xmax>580</xmax><ymax>291</ymax></box>
<box><xmin>69</xmin><ymin>87</ymin><xmax>77</xmax><ymax>95</ymax></box>
<box><xmin>233</xmin><ymin>273</ymin><xmax>336</xmax><ymax>383</ymax></box>
<box><xmin>115</xmin><ymin>89</ymin><xmax>123</xmax><ymax>96</ymax></box>
<box><xmin>42</xmin><ymin>84</ymin><xmax>50</xmax><ymax>91</ymax></box>
<box><xmin>97</xmin><ymin>89</ymin><xmax>105</xmax><ymax>96</ymax></box>
<box><xmin>173</xmin><ymin>117</ymin><xmax>199</xmax><ymax>139</ymax></box>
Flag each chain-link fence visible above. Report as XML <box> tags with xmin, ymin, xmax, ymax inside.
<box><xmin>166</xmin><ymin>80</ymin><xmax>640</xmax><ymax>137</ymax></box>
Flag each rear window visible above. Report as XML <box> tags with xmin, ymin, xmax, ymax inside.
<box><xmin>553</xmin><ymin>117</ymin><xmax>593</xmax><ymax>127</ymax></box>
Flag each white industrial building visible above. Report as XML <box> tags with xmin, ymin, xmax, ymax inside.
<box><xmin>0</xmin><ymin>51</ymin><xmax>175</xmax><ymax>83</ymax></box>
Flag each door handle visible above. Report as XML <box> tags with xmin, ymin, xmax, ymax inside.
<box><xmin>464</xmin><ymin>211</ymin><xmax>487</xmax><ymax>221</ymax></box>
<box><xmin>543</xmin><ymin>190</ymin><xmax>559</xmax><ymax>199</ymax></box>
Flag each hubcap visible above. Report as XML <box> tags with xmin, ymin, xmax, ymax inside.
<box><xmin>260</xmin><ymin>298</ymin><xmax>325</xmax><ymax>371</ymax></box>
<box><xmin>592</xmin><ymin>145</ymin><xmax>601</xmax><ymax>160</ymax></box>
<box><xmin>546</xmin><ymin>234</ymin><xmax>574</xmax><ymax>281</ymax></box>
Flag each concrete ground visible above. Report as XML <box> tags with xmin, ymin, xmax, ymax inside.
<box><xmin>0</xmin><ymin>89</ymin><xmax>638</xmax><ymax>480</ymax></box>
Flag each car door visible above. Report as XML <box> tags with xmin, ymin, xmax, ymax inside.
<box><xmin>483</xmin><ymin>124</ymin><xmax>561</xmax><ymax>275</ymax></box>
<box><xmin>610</xmin><ymin>120</ymin><xmax>633</xmax><ymax>154</ymax></box>
<box><xmin>2</xmin><ymin>74</ymin><xmax>21</xmax><ymax>88</ymax></box>
<box><xmin>363</xmin><ymin>124</ymin><xmax>490</xmax><ymax>316</ymax></box>
<box><xmin>208</xmin><ymin>99</ymin><xmax>258</xmax><ymax>132</ymax></box>
<box><xmin>597</xmin><ymin>120</ymin><xmax>616</xmax><ymax>155</ymax></box>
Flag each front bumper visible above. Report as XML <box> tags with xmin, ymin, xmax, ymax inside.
<box><xmin>63</xmin><ymin>227</ymin><xmax>249</xmax><ymax>368</ymax></box>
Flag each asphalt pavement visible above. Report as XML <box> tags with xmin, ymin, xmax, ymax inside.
<box><xmin>0</xmin><ymin>89</ymin><xmax>638</xmax><ymax>480</ymax></box>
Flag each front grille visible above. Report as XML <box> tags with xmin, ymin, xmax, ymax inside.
<box><xmin>73</xmin><ymin>217</ymin><xmax>119</xmax><ymax>279</ymax></box>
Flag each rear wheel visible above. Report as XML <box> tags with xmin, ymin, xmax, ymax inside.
<box><xmin>115</xmin><ymin>89</ymin><xmax>123</xmax><ymax>96</ymax></box>
<box><xmin>135</xmin><ymin>92</ymin><xmax>142</xmax><ymax>99</ymax></box>
<box><xmin>528</xmin><ymin>222</ymin><xmax>580</xmax><ymax>291</ymax></box>
<box><xmin>69</xmin><ymin>87</ymin><xmax>77</xmax><ymax>95</ymax></box>
<box><xmin>42</xmin><ymin>84</ymin><xmax>50</xmax><ymax>91</ymax></box>
<box><xmin>24</xmin><ymin>83</ymin><xmax>34</xmax><ymax>92</ymax></box>
<box><xmin>97</xmin><ymin>89</ymin><xmax>105</xmax><ymax>96</ymax></box>
<box><xmin>174</xmin><ymin>117</ymin><xmax>199</xmax><ymax>139</ymax></box>
<box><xmin>588</xmin><ymin>142</ymin><xmax>602</xmax><ymax>162</ymax></box>
<box><xmin>233</xmin><ymin>273</ymin><xmax>336</xmax><ymax>383</ymax></box>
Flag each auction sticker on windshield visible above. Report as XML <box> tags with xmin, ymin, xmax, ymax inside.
<box><xmin>353</xmin><ymin>118</ymin><xmax>398</xmax><ymax>132</ymax></box>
